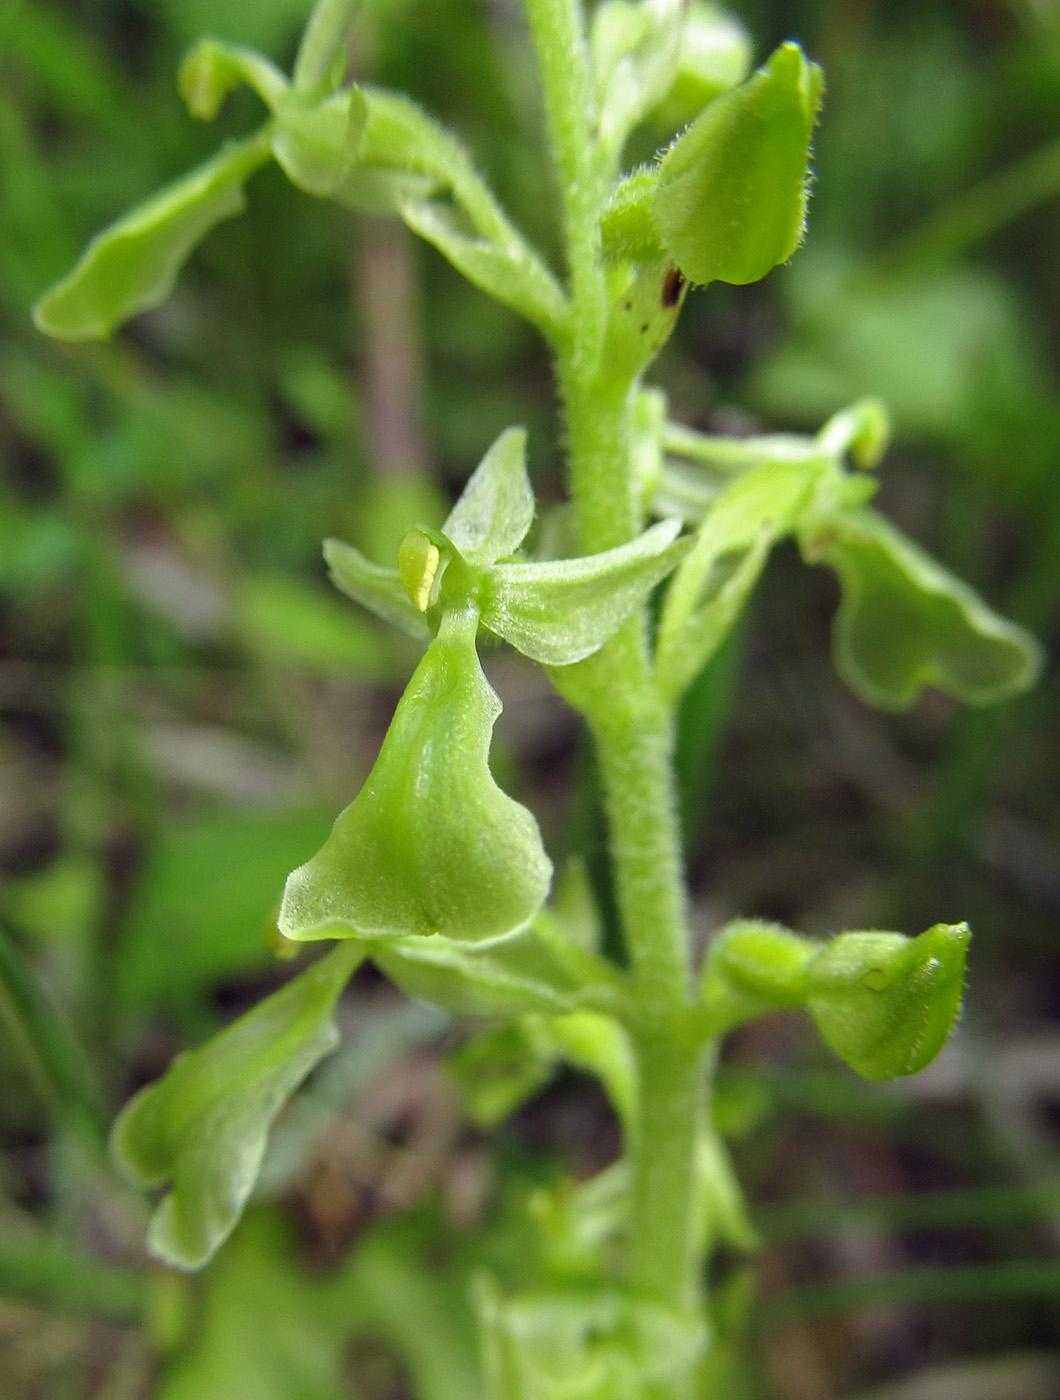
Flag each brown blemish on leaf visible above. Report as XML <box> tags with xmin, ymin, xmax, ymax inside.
<box><xmin>662</xmin><ymin>266</ymin><xmax>685</xmax><ymax>307</ymax></box>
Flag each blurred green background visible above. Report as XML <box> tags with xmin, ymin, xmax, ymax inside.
<box><xmin>1</xmin><ymin>0</ymin><xmax>1059</xmax><ymax>1396</ymax></box>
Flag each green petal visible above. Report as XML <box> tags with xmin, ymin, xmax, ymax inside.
<box><xmin>400</xmin><ymin>201</ymin><xmax>567</xmax><ymax>337</ymax></box>
<box><xmin>442</xmin><ymin>426</ymin><xmax>535</xmax><ymax>567</ymax></box>
<box><xmin>656</xmin><ymin>453</ymin><xmax>829</xmax><ymax>699</ymax></box>
<box><xmin>481</xmin><ymin>518</ymin><xmax>688</xmax><ymax>665</ymax></box>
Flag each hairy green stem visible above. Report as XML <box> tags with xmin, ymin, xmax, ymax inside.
<box><xmin>589</xmin><ymin>661</ymin><xmax>701</xmax><ymax>1309</ymax></box>
<box><xmin>522</xmin><ymin>0</ymin><xmax>607</xmax><ymax>370</ymax></box>
<box><xmin>563</xmin><ymin>372</ymin><xmax>639</xmax><ymax>551</ymax></box>
<box><xmin>525</xmin><ymin>0</ymin><xmax>706</xmax><ymax>1317</ymax></box>
<box><xmin>591</xmin><ymin>694</ymin><xmax>689</xmax><ymax>1007</ymax></box>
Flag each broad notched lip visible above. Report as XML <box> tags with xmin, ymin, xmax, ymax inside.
<box><xmin>279</xmin><ymin>604</ymin><xmax>552</xmax><ymax>946</ymax></box>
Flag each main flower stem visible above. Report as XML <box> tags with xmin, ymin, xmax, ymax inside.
<box><xmin>569</xmin><ymin>416</ymin><xmax>703</xmax><ymax>1308</ymax></box>
<box><xmin>524</xmin><ymin>0</ymin><xmax>706</xmax><ymax>1315</ymax></box>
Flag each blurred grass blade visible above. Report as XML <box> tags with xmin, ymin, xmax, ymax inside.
<box><xmin>759</xmin><ymin>1180</ymin><xmax>1060</xmax><ymax>1244</ymax></box>
<box><xmin>0</xmin><ymin>920</ymin><xmax>105</xmax><ymax>1149</ymax></box>
<box><xmin>882</xmin><ymin>134</ymin><xmax>1060</xmax><ymax>282</ymax></box>
<box><xmin>766</xmin><ymin>1258</ymin><xmax>1060</xmax><ymax>1321</ymax></box>
<box><xmin>0</xmin><ymin>1236</ymin><xmax>145</xmax><ymax>1319</ymax></box>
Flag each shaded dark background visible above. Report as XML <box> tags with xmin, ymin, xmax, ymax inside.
<box><xmin>0</xmin><ymin>0</ymin><xmax>1058</xmax><ymax>1395</ymax></box>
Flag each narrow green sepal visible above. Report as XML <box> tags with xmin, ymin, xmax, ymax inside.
<box><xmin>276</xmin><ymin>82</ymin><xmax>561</xmax><ymax>322</ymax></box>
<box><xmin>178</xmin><ymin>38</ymin><xmax>288</xmax><ymax>119</ymax></box>
<box><xmin>631</xmin><ymin>385</ymin><xmax>669</xmax><ymax>514</ymax></box>
<box><xmin>323</xmin><ymin>537</ymin><xmax>430</xmax><ymax>640</ymax></box>
<box><xmin>659</xmin><ymin>417</ymin><xmax>842</xmax><ymax>497</ymax></box>
<box><xmin>646</xmin><ymin>2</ymin><xmax>753</xmax><ymax>133</ymax></box>
<box><xmin>659</xmin><ymin>441</ymin><xmax>821</xmax><ymax>593</ymax></box>
<box><xmin>652</xmin><ymin>404</ymin><xmax>1041</xmax><ymax>707</ymax></box>
<box><xmin>111</xmin><ymin>945</ymin><xmax>362</xmax><ymax>1269</ymax></box>
<box><xmin>443</xmin><ymin>426</ymin><xmax>535</xmax><ymax>567</ymax></box>
<box><xmin>355</xmin><ymin>88</ymin><xmax>502</xmax><ymax>226</ymax></box>
<box><xmin>653</xmin><ymin>41</ymin><xmax>823</xmax><ymax>286</ymax></box>
<box><xmin>697</xmin><ymin>1131</ymin><xmax>760</xmax><ymax>1254</ymax></box>
<box><xmin>805</xmin><ymin>923</ymin><xmax>971</xmax><ymax>1080</ymax></box>
<box><xmin>592</xmin><ymin>0</ymin><xmax>685</xmax><ymax>168</ymax></box>
<box><xmin>278</xmin><ymin>606</ymin><xmax>552</xmax><ymax>943</ymax></box>
<box><xmin>480</xmin><ymin>518</ymin><xmax>689</xmax><ymax>665</ymax></box>
<box><xmin>33</xmin><ymin>131</ymin><xmax>273</xmax><ymax>339</ymax></box>
<box><xmin>658</xmin><ymin>535</ymin><xmax>768</xmax><ymax>703</ymax></box>
<box><xmin>799</xmin><ymin>506</ymin><xmax>1044</xmax><ymax>709</ymax></box>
